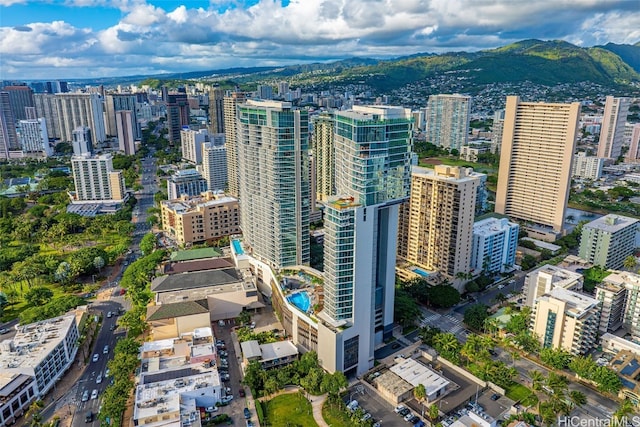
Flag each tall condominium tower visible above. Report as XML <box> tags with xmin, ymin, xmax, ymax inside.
<box><xmin>223</xmin><ymin>91</ymin><xmax>246</xmax><ymax>197</ymax></box>
<box><xmin>2</xmin><ymin>85</ymin><xmax>34</xmax><ymax>121</ymax></box>
<box><xmin>54</xmin><ymin>93</ymin><xmax>106</xmax><ymax>143</ymax></box>
<box><xmin>33</xmin><ymin>94</ymin><xmax>60</xmax><ymax>139</ymax></box>
<box><xmin>208</xmin><ymin>88</ymin><xmax>225</xmax><ymax>134</ymax></box>
<box><xmin>202</xmin><ymin>135</ymin><xmax>227</xmax><ymax>192</ymax></box>
<box><xmin>71</xmin><ymin>153</ymin><xmax>126</xmax><ymax>202</ymax></box>
<box><xmin>398</xmin><ymin>165</ymin><xmax>484</xmax><ymax>290</ymax></box>
<box><xmin>72</xmin><ymin>126</ymin><xmax>93</xmax><ymax>156</ymax></box>
<box><xmin>597</xmin><ymin>96</ymin><xmax>630</xmax><ymax>159</ymax></box>
<box><xmin>311</xmin><ymin>112</ymin><xmax>336</xmax><ymax>201</ymax></box>
<box><xmin>495</xmin><ymin>96</ymin><xmax>580</xmax><ymax>240</ymax></box>
<box><xmin>166</xmin><ymin>169</ymin><xmax>208</xmax><ymax>200</ymax></box>
<box><xmin>491</xmin><ymin>109</ymin><xmax>505</xmax><ymax>154</ymax></box>
<box><xmin>18</xmin><ymin>118</ymin><xmax>51</xmax><ymax>156</ymax></box>
<box><xmin>116</xmin><ymin>111</ymin><xmax>136</xmax><ymax>155</ymax></box>
<box><xmin>181</xmin><ymin>128</ymin><xmax>208</xmax><ymax>164</ymax></box>
<box><xmin>0</xmin><ymin>92</ymin><xmax>20</xmax><ymax>158</ymax></box>
<box><xmin>237</xmin><ymin>100</ymin><xmax>310</xmax><ymax>269</ymax></box>
<box><xmin>104</xmin><ymin>94</ymin><xmax>140</xmax><ymax>139</ymax></box>
<box><xmin>425</xmin><ymin>94</ymin><xmax>471</xmax><ymax>151</ymax></box>
<box><xmin>627</xmin><ymin>124</ymin><xmax>640</xmax><ymax>163</ymax></box>
<box><xmin>166</xmin><ymin>93</ymin><xmax>189</xmax><ymax>144</ymax></box>
<box><xmin>317</xmin><ymin>105</ymin><xmax>412</xmax><ymax>376</ymax></box>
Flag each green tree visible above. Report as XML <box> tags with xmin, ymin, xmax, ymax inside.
<box><xmin>623</xmin><ymin>255</ymin><xmax>638</xmax><ymax>272</ymax></box>
<box><xmin>419</xmin><ymin>325</ymin><xmax>441</xmax><ymax>346</ymax></box>
<box><xmin>26</xmin><ymin>399</ymin><xmax>44</xmax><ymax>427</ymax></box>
<box><xmin>140</xmin><ymin>232</ymin><xmax>156</xmax><ymax>255</ymax></box>
<box><xmin>394</xmin><ymin>288</ymin><xmax>422</xmax><ymax>328</ymax></box>
<box><xmin>428</xmin><ymin>404</ymin><xmax>439</xmax><ymax>422</ymax></box>
<box><xmin>540</xmin><ymin>347</ymin><xmax>572</xmax><ymax>370</ymax></box>
<box><xmin>613</xmin><ymin>398</ymin><xmax>636</xmax><ymax>421</ymax></box>
<box><xmin>426</xmin><ymin>285</ymin><xmax>461</xmax><ymax>308</ymax></box>
<box><xmin>463</xmin><ymin>304</ymin><xmax>489</xmax><ymax>330</ymax></box>
<box><xmin>93</xmin><ymin>256</ymin><xmax>105</xmax><ymax>273</ymax></box>
<box><xmin>414</xmin><ymin>383</ymin><xmax>427</xmax><ymax>417</ymax></box>
<box><xmin>24</xmin><ymin>287</ymin><xmax>54</xmax><ymax>306</ymax></box>
<box><xmin>568</xmin><ymin>355</ymin><xmax>596</xmax><ymax>378</ymax></box>
<box><xmin>568</xmin><ymin>390</ymin><xmax>587</xmax><ymax>410</ymax></box>
<box><xmin>432</xmin><ymin>332</ymin><xmax>461</xmax><ymax>363</ymax></box>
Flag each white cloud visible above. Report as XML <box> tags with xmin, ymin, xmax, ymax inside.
<box><xmin>0</xmin><ymin>0</ymin><xmax>639</xmax><ymax>79</ymax></box>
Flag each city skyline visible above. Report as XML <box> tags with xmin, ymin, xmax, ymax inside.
<box><xmin>0</xmin><ymin>0</ymin><xmax>639</xmax><ymax>80</ymax></box>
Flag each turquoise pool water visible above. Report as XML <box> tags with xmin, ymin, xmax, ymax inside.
<box><xmin>287</xmin><ymin>291</ymin><xmax>311</xmax><ymax>312</ymax></box>
<box><xmin>232</xmin><ymin>239</ymin><xmax>244</xmax><ymax>255</ymax></box>
<box><xmin>412</xmin><ymin>267</ymin><xmax>431</xmax><ymax>278</ymax></box>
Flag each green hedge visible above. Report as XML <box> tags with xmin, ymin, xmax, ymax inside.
<box><xmin>256</xmin><ymin>400</ymin><xmax>265</xmax><ymax>424</ymax></box>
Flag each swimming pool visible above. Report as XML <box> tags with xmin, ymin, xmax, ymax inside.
<box><xmin>412</xmin><ymin>267</ymin><xmax>431</xmax><ymax>278</ymax></box>
<box><xmin>232</xmin><ymin>239</ymin><xmax>244</xmax><ymax>255</ymax></box>
<box><xmin>287</xmin><ymin>291</ymin><xmax>311</xmax><ymax>312</ymax></box>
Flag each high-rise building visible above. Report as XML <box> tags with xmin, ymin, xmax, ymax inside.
<box><xmin>277</xmin><ymin>82</ymin><xmax>289</xmax><ymax>97</ymax></box>
<box><xmin>597</xmin><ymin>96</ymin><xmax>630</xmax><ymax>159</ymax></box>
<box><xmin>166</xmin><ymin>93</ymin><xmax>190</xmax><ymax>143</ymax></box>
<box><xmin>311</xmin><ymin>112</ymin><xmax>335</xmax><ymax>202</ymax></box>
<box><xmin>571</xmin><ymin>152</ymin><xmax>604</xmax><ymax>180</ymax></box>
<box><xmin>54</xmin><ymin>93</ymin><xmax>106</xmax><ymax>143</ymax></box>
<box><xmin>425</xmin><ymin>94</ymin><xmax>471</xmax><ymax>151</ymax></box>
<box><xmin>33</xmin><ymin>93</ymin><xmax>60</xmax><ymax>139</ymax></box>
<box><xmin>72</xmin><ymin>126</ymin><xmax>93</xmax><ymax>156</ymax></box>
<box><xmin>578</xmin><ymin>214</ymin><xmax>639</xmax><ymax>270</ymax></box>
<box><xmin>71</xmin><ymin>153</ymin><xmax>126</xmax><ymax>202</ymax></box>
<box><xmin>530</xmin><ymin>287</ymin><xmax>600</xmax><ymax>354</ymax></box>
<box><xmin>522</xmin><ymin>265</ymin><xmax>583</xmax><ymax>307</ymax></box>
<box><xmin>398</xmin><ymin>165</ymin><xmax>483</xmax><ymax>289</ymax></box>
<box><xmin>166</xmin><ymin>169</ymin><xmax>208</xmax><ymax>200</ymax></box>
<box><xmin>2</xmin><ymin>85</ymin><xmax>34</xmax><ymax>121</ymax></box>
<box><xmin>181</xmin><ymin>128</ymin><xmax>208</xmax><ymax>164</ymax></box>
<box><xmin>104</xmin><ymin>94</ymin><xmax>140</xmax><ymax>139</ymax></box>
<box><xmin>257</xmin><ymin>85</ymin><xmax>273</xmax><ymax>100</ymax></box>
<box><xmin>223</xmin><ymin>91</ymin><xmax>246</xmax><ymax>198</ymax></box>
<box><xmin>471</xmin><ymin>217</ymin><xmax>519</xmax><ymax>274</ymax></box>
<box><xmin>0</xmin><ymin>92</ymin><xmax>20</xmax><ymax>158</ymax></box>
<box><xmin>317</xmin><ymin>105</ymin><xmax>412</xmax><ymax>376</ymax></box>
<box><xmin>208</xmin><ymin>88</ymin><xmax>225</xmax><ymax>134</ymax></box>
<box><xmin>160</xmin><ymin>192</ymin><xmax>240</xmax><ymax>245</ymax></box>
<box><xmin>595</xmin><ymin>276</ymin><xmax>628</xmax><ymax>334</ymax></box>
<box><xmin>18</xmin><ymin>118</ymin><xmax>50</xmax><ymax>156</ymax></box>
<box><xmin>495</xmin><ymin>96</ymin><xmax>580</xmax><ymax>240</ymax></box>
<box><xmin>116</xmin><ymin>110</ymin><xmax>136</xmax><ymax>155</ymax></box>
<box><xmin>626</xmin><ymin>124</ymin><xmax>640</xmax><ymax>163</ymax></box>
<box><xmin>237</xmin><ymin>100</ymin><xmax>310</xmax><ymax>269</ymax></box>
<box><xmin>202</xmin><ymin>135</ymin><xmax>227</xmax><ymax>192</ymax></box>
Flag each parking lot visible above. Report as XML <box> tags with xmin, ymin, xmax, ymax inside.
<box><xmin>345</xmin><ymin>382</ymin><xmax>421</xmax><ymax>427</ymax></box>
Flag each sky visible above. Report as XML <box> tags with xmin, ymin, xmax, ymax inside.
<box><xmin>1</xmin><ymin>0</ymin><xmax>639</xmax><ymax>80</ymax></box>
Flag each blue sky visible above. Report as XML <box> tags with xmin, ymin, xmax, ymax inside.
<box><xmin>0</xmin><ymin>0</ymin><xmax>638</xmax><ymax>80</ymax></box>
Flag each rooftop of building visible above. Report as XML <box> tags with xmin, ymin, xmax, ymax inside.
<box><xmin>0</xmin><ymin>373</ymin><xmax>33</xmax><ymax>404</ymax></box>
<box><xmin>240</xmin><ymin>340</ymin><xmax>298</xmax><ymax>362</ymax></box>
<box><xmin>609</xmin><ymin>350</ymin><xmax>640</xmax><ymax>393</ymax></box>
<box><xmin>147</xmin><ymin>299</ymin><xmax>209</xmax><ymax>322</ymax></box>
<box><xmin>0</xmin><ymin>315</ymin><xmax>75</xmax><ymax>371</ymax></box>
<box><xmin>584</xmin><ymin>214</ymin><xmax>639</xmax><ymax>232</ymax></box>
<box><xmin>412</xmin><ymin>165</ymin><xmax>485</xmax><ymax>182</ymax></box>
<box><xmin>521</xmin><ymin>237</ymin><xmax>562</xmax><ymax>253</ymax></box>
<box><xmin>151</xmin><ymin>267</ymin><xmax>254</xmax><ymax>295</ymax></box>
<box><xmin>245</xmin><ymin>99</ymin><xmax>292</xmax><ymax>109</ymax></box>
<box><xmin>601</xmin><ymin>270</ymin><xmax>640</xmax><ymax>288</ymax></box>
<box><xmin>373</xmin><ymin>369</ymin><xmax>414</xmax><ymax>397</ymax></box>
<box><xmin>327</xmin><ymin>195</ymin><xmax>360</xmax><ymax>210</ymax></box>
<box><xmin>473</xmin><ymin>217</ymin><xmax>517</xmax><ymax>235</ymax></box>
<box><xmin>161</xmin><ymin>192</ymin><xmax>238</xmax><ymax>213</ymax></box>
<box><xmin>169</xmin><ymin>247</ymin><xmax>222</xmax><ymax>262</ymax></box>
<box><xmin>169</xmin><ymin>169</ymin><xmax>204</xmax><ymax>181</ymax></box>
<box><xmin>529</xmin><ymin>264</ymin><xmax>583</xmax><ymax>285</ymax></box>
<box><xmin>389</xmin><ymin>356</ymin><xmax>450</xmax><ymax>395</ymax></box>
<box><xmin>542</xmin><ymin>287</ymin><xmax>600</xmax><ymax>316</ymax></box>
<box><xmin>164</xmin><ymin>258</ymin><xmax>234</xmax><ymax>275</ymax></box>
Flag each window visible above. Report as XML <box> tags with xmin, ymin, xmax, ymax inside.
<box><xmin>343</xmin><ymin>336</ymin><xmax>359</xmax><ymax>370</ymax></box>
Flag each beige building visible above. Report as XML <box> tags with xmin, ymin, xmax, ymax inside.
<box><xmin>71</xmin><ymin>153</ymin><xmax>126</xmax><ymax>202</ymax></box>
<box><xmin>530</xmin><ymin>287</ymin><xmax>601</xmax><ymax>355</ymax></box>
<box><xmin>597</xmin><ymin>96</ymin><xmax>630</xmax><ymax>159</ymax></box>
<box><xmin>223</xmin><ymin>91</ymin><xmax>246</xmax><ymax>197</ymax></box>
<box><xmin>399</xmin><ymin>165</ymin><xmax>484</xmax><ymax>290</ymax></box>
<box><xmin>160</xmin><ymin>192</ymin><xmax>240</xmax><ymax>245</ymax></box>
<box><xmin>495</xmin><ymin>96</ymin><xmax>580</xmax><ymax>239</ymax></box>
<box><xmin>146</xmin><ymin>299</ymin><xmax>211</xmax><ymax>340</ymax></box>
<box><xmin>522</xmin><ymin>264</ymin><xmax>583</xmax><ymax>307</ymax></box>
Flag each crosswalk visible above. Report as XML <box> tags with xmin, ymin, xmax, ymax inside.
<box><xmin>420</xmin><ymin>310</ymin><xmax>465</xmax><ymax>335</ymax></box>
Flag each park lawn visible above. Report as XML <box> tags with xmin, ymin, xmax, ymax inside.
<box><xmin>322</xmin><ymin>401</ymin><xmax>353</xmax><ymax>427</ymax></box>
<box><xmin>1</xmin><ymin>282</ymin><xmax>78</xmax><ymax>322</ymax></box>
<box><xmin>265</xmin><ymin>393</ymin><xmax>318</xmax><ymax>427</ymax></box>
<box><xmin>506</xmin><ymin>383</ymin><xmax>533</xmax><ymax>402</ymax></box>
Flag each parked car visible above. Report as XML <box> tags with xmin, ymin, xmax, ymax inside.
<box><xmin>85</xmin><ymin>411</ymin><xmax>93</xmax><ymax>423</ymax></box>
<box><xmin>404</xmin><ymin>412</ymin><xmax>415</xmax><ymax>422</ymax></box>
<box><xmin>222</xmin><ymin>395</ymin><xmax>234</xmax><ymax>403</ymax></box>
<box><xmin>205</xmin><ymin>406</ymin><xmax>218</xmax><ymax>413</ymax></box>
<box><xmin>91</xmin><ymin>389</ymin><xmax>98</xmax><ymax>400</ymax></box>
<box><xmin>398</xmin><ymin>408</ymin><xmax>410</xmax><ymax>416</ymax></box>
<box><xmin>107</xmin><ymin>311</ymin><xmax>112</xmax><ymax>318</ymax></box>
<box><xmin>408</xmin><ymin>415</ymin><xmax>419</xmax><ymax>424</ymax></box>
<box><xmin>347</xmin><ymin>400</ymin><xmax>359</xmax><ymax>411</ymax></box>
<box><xmin>491</xmin><ymin>393</ymin><xmax>501</xmax><ymax>401</ymax></box>
<box><xmin>0</xmin><ymin>328</ymin><xmax>9</xmax><ymax>334</ymax></box>
<box><xmin>362</xmin><ymin>413</ymin><xmax>372</xmax><ymax>422</ymax></box>
<box><xmin>96</xmin><ymin>375</ymin><xmax>102</xmax><ymax>384</ymax></box>
<box><xmin>244</xmin><ymin>408</ymin><xmax>251</xmax><ymax>419</ymax></box>
<box><xmin>394</xmin><ymin>404</ymin><xmax>406</xmax><ymax>413</ymax></box>
<box><xmin>82</xmin><ymin>390</ymin><xmax>89</xmax><ymax>402</ymax></box>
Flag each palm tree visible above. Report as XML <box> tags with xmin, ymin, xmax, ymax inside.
<box><xmin>546</xmin><ymin>372</ymin><xmax>569</xmax><ymax>395</ymax></box>
<box><xmin>432</xmin><ymin>333</ymin><xmax>459</xmax><ymax>354</ymax></box>
<box><xmin>623</xmin><ymin>255</ymin><xmax>638</xmax><ymax>272</ymax></box>
<box><xmin>428</xmin><ymin>404</ymin><xmax>439</xmax><ymax>422</ymax></box>
<box><xmin>529</xmin><ymin>370</ymin><xmax>545</xmax><ymax>392</ymax></box>
<box><xmin>483</xmin><ymin>317</ymin><xmax>500</xmax><ymax>337</ymax></box>
<box><xmin>414</xmin><ymin>384</ymin><xmax>427</xmax><ymax>417</ymax></box>
<box><xmin>568</xmin><ymin>390</ymin><xmax>587</xmax><ymax>411</ymax></box>
<box><xmin>613</xmin><ymin>398</ymin><xmax>636</xmax><ymax>421</ymax></box>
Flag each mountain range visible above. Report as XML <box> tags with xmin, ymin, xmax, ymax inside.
<box><xmin>105</xmin><ymin>40</ymin><xmax>640</xmax><ymax>93</ymax></box>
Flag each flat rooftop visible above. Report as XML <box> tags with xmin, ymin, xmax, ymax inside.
<box><xmin>584</xmin><ymin>214</ymin><xmax>639</xmax><ymax>233</ymax></box>
<box><xmin>545</xmin><ymin>287</ymin><xmax>600</xmax><ymax>315</ymax></box>
<box><xmin>0</xmin><ymin>315</ymin><xmax>75</xmax><ymax>371</ymax></box>
<box><xmin>162</xmin><ymin>195</ymin><xmax>238</xmax><ymax>213</ymax></box>
<box><xmin>389</xmin><ymin>357</ymin><xmax>450</xmax><ymax>396</ymax></box>
<box><xmin>151</xmin><ymin>268</ymin><xmax>243</xmax><ymax>292</ymax></box>
<box><xmin>170</xmin><ymin>247</ymin><xmax>222</xmax><ymax>262</ymax></box>
<box><xmin>164</xmin><ymin>258</ymin><xmax>234</xmax><ymax>275</ymax></box>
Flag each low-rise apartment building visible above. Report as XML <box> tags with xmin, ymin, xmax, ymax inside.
<box><xmin>160</xmin><ymin>192</ymin><xmax>240</xmax><ymax>245</ymax></box>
